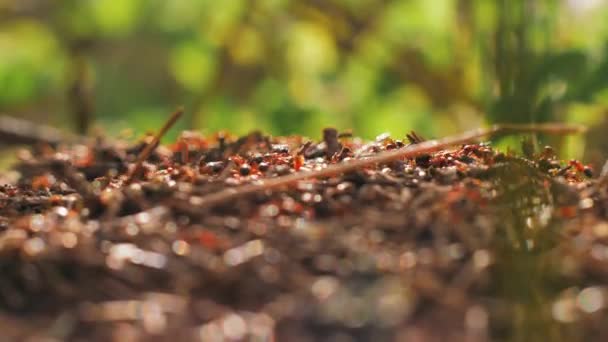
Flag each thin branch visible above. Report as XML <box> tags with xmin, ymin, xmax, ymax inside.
<box><xmin>125</xmin><ymin>108</ymin><xmax>184</xmax><ymax>184</ymax></box>
<box><xmin>193</xmin><ymin>123</ymin><xmax>586</xmax><ymax>209</ymax></box>
<box><xmin>67</xmin><ymin>47</ymin><xmax>95</xmax><ymax>135</ymax></box>
<box><xmin>0</xmin><ymin>116</ymin><xmax>84</xmax><ymax>146</ymax></box>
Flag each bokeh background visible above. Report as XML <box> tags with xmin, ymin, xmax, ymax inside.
<box><xmin>1</xmin><ymin>0</ymin><xmax>608</xmax><ymax>163</ymax></box>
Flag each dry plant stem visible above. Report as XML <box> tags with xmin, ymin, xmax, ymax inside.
<box><xmin>0</xmin><ymin>116</ymin><xmax>84</xmax><ymax>146</ymax></box>
<box><xmin>195</xmin><ymin>123</ymin><xmax>586</xmax><ymax>208</ymax></box>
<box><xmin>126</xmin><ymin>108</ymin><xmax>184</xmax><ymax>184</ymax></box>
<box><xmin>67</xmin><ymin>49</ymin><xmax>94</xmax><ymax>135</ymax></box>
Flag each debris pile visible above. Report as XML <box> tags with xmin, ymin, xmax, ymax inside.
<box><xmin>0</xmin><ymin>126</ymin><xmax>605</xmax><ymax>341</ymax></box>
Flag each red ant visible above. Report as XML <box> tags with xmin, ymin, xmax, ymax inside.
<box><xmin>569</xmin><ymin>160</ymin><xmax>593</xmax><ymax>178</ymax></box>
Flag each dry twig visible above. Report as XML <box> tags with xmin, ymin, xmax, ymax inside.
<box><xmin>125</xmin><ymin>108</ymin><xmax>184</xmax><ymax>184</ymax></box>
<box><xmin>0</xmin><ymin>116</ymin><xmax>84</xmax><ymax>147</ymax></box>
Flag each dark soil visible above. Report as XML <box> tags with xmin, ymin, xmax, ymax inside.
<box><xmin>0</xmin><ymin>129</ymin><xmax>606</xmax><ymax>341</ymax></box>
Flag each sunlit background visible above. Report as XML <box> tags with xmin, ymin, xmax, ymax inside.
<box><xmin>1</xmin><ymin>0</ymin><xmax>608</xmax><ymax>163</ymax></box>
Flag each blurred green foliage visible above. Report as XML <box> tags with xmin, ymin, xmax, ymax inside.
<box><xmin>1</xmin><ymin>0</ymin><xmax>608</xmax><ymax>160</ymax></box>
